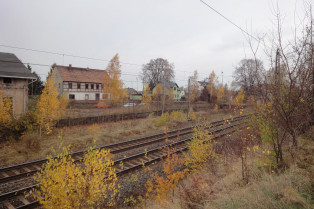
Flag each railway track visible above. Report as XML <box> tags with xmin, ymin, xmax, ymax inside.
<box><xmin>0</xmin><ymin>115</ymin><xmax>248</xmax><ymax>209</ymax></box>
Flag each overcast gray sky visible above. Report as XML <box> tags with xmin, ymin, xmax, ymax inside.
<box><xmin>0</xmin><ymin>0</ymin><xmax>310</xmax><ymax>90</ymax></box>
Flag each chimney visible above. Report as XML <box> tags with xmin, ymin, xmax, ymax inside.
<box><xmin>86</xmin><ymin>67</ymin><xmax>89</xmax><ymax>71</ymax></box>
<box><xmin>68</xmin><ymin>64</ymin><xmax>72</xmax><ymax>70</ymax></box>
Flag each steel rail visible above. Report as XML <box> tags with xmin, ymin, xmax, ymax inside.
<box><xmin>0</xmin><ymin>115</ymin><xmax>248</xmax><ymax>185</ymax></box>
<box><xmin>0</xmin><ymin>120</ymin><xmax>246</xmax><ymax>209</ymax></box>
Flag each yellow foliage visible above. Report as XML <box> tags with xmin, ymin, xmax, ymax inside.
<box><xmin>214</xmin><ymin>104</ymin><xmax>219</xmax><ymax>112</ymax></box>
<box><xmin>142</xmin><ymin>83</ymin><xmax>152</xmax><ymax>108</ymax></box>
<box><xmin>145</xmin><ymin>179</ymin><xmax>154</xmax><ymax>198</ymax></box>
<box><xmin>232</xmin><ymin>89</ymin><xmax>245</xmax><ymax>106</ymax></box>
<box><xmin>154</xmin><ymin>148</ymin><xmax>187</xmax><ymax>202</ymax></box>
<box><xmin>36</xmin><ymin>73</ymin><xmax>68</xmax><ymax>136</ymax></box>
<box><xmin>189</xmin><ymin>107</ymin><xmax>197</xmax><ymax>121</ymax></box>
<box><xmin>185</xmin><ymin>122</ymin><xmax>216</xmax><ymax>171</ymax></box>
<box><xmin>152</xmin><ymin>83</ymin><xmax>164</xmax><ymax>101</ymax></box>
<box><xmin>103</xmin><ymin>54</ymin><xmax>128</xmax><ymax>104</ymax></box>
<box><xmin>154</xmin><ymin>113</ymin><xmax>168</xmax><ymax>126</ymax></box>
<box><xmin>217</xmin><ymin>85</ymin><xmax>224</xmax><ymax>103</ymax></box>
<box><xmin>32</xmin><ymin>146</ymin><xmax>118</xmax><ymax>208</ymax></box>
<box><xmin>155</xmin><ymin>111</ymin><xmax>185</xmax><ymax>126</ymax></box>
<box><xmin>0</xmin><ymin>89</ymin><xmax>13</xmax><ymax>125</ymax></box>
<box><xmin>206</xmin><ymin>71</ymin><xmax>218</xmax><ymax>98</ymax></box>
<box><xmin>170</xmin><ymin>110</ymin><xmax>184</xmax><ymax>122</ymax></box>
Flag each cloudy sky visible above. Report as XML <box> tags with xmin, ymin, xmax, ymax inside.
<box><xmin>0</xmin><ymin>0</ymin><xmax>310</xmax><ymax>90</ymax></box>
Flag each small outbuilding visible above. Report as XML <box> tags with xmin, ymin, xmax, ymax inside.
<box><xmin>0</xmin><ymin>52</ymin><xmax>36</xmax><ymax>116</ymax></box>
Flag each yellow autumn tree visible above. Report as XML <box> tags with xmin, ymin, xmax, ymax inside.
<box><xmin>185</xmin><ymin>122</ymin><xmax>216</xmax><ymax>171</ymax></box>
<box><xmin>0</xmin><ymin>89</ymin><xmax>13</xmax><ymax>125</ymax></box>
<box><xmin>103</xmin><ymin>54</ymin><xmax>127</xmax><ymax>104</ymax></box>
<box><xmin>206</xmin><ymin>71</ymin><xmax>218</xmax><ymax>102</ymax></box>
<box><xmin>32</xmin><ymin>146</ymin><xmax>118</xmax><ymax>208</ymax></box>
<box><xmin>217</xmin><ymin>84</ymin><xmax>224</xmax><ymax>104</ymax></box>
<box><xmin>36</xmin><ymin>72</ymin><xmax>68</xmax><ymax>137</ymax></box>
<box><xmin>152</xmin><ymin>83</ymin><xmax>164</xmax><ymax>101</ymax></box>
<box><xmin>232</xmin><ymin>89</ymin><xmax>245</xmax><ymax>106</ymax></box>
<box><xmin>154</xmin><ymin>147</ymin><xmax>187</xmax><ymax>202</ymax></box>
<box><xmin>141</xmin><ymin>83</ymin><xmax>152</xmax><ymax>108</ymax></box>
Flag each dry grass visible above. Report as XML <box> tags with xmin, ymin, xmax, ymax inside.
<box><xmin>64</xmin><ymin>102</ymin><xmax>211</xmax><ymax>118</ymax></box>
<box><xmin>134</xmin><ymin>128</ymin><xmax>314</xmax><ymax>209</ymax></box>
<box><xmin>0</xmin><ymin>109</ymin><xmax>233</xmax><ymax>167</ymax></box>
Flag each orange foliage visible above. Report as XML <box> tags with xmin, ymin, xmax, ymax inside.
<box><xmin>154</xmin><ymin>147</ymin><xmax>188</xmax><ymax>202</ymax></box>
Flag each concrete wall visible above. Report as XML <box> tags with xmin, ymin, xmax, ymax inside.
<box><xmin>0</xmin><ymin>77</ymin><xmax>28</xmax><ymax>116</ymax></box>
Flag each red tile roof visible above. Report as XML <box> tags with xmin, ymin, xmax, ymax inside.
<box><xmin>55</xmin><ymin>65</ymin><xmax>106</xmax><ymax>83</ymax></box>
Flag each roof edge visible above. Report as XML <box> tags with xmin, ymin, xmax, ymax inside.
<box><xmin>0</xmin><ymin>75</ymin><xmax>36</xmax><ymax>79</ymax></box>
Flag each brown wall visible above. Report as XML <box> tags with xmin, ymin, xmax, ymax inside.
<box><xmin>0</xmin><ymin>77</ymin><xmax>28</xmax><ymax>116</ymax></box>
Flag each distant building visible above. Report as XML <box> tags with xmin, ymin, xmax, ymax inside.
<box><xmin>0</xmin><ymin>52</ymin><xmax>36</xmax><ymax>116</ymax></box>
<box><xmin>178</xmin><ymin>87</ymin><xmax>185</xmax><ymax>100</ymax></box>
<box><xmin>198</xmin><ymin>80</ymin><xmax>208</xmax><ymax>92</ymax></box>
<box><xmin>125</xmin><ymin>87</ymin><xmax>142</xmax><ymax>101</ymax></box>
<box><xmin>53</xmin><ymin>65</ymin><xmax>105</xmax><ymax>101</ymax></box>
<box><xmin>152</xmin><ymin>81</ymin><xmax>182</xmax><ymax>100</ymax></box>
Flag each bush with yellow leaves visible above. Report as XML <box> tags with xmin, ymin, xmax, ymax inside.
<box><xmin>32</xmin><ymin>146</ymin><xmax>118</xmax><ymax>209</ymax></box>
<box><xmin>155</xmin><ymin>111</ymin><xmax>186</xmax><ymax>126</ymax></box>
<box><xmin>154</xmin><ymin>147</ymin><xmax>188</xmax><ymax>203</ymax></box>
<box><xmin>189</xmin><ymin>107</ymin><xmax>197</xmax><ymax>121</ymax></box>
<box><xmin>184</xmin><ymin>122</ymin><xmax>216</xmax><ymax>171</ymax></box>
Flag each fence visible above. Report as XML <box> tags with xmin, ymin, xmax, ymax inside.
<box><xmin>56</xmin><ymin>103</ymin><xmax>215</xmax><ymax>127</ymax></box>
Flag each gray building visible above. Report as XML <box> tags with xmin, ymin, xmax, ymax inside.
<box><xmin>0</xmin><ymin>52</ymin><xmax>35</xmax><ymax>116</ymax></box>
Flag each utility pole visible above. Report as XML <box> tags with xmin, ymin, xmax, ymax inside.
<box><xmin>187</xmin><ymin>78</ymin><xmax>190</xmax><ymax>120</ymax></box>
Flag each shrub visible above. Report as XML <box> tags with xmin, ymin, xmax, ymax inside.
<box><xmin>170</xmin><ymin>110</ymin><xmax>185</xmax><ymax>123</ymax></box>
<box><xmin>184</xmin><ymin>122</ymin><xmax>216</xmax><ymax>171</ymax></box>
<box><xmin>154</xmin><ymin>113</ymin><xmax>168</xmax><ymax>126</ymax></box>
<box><xmin>32</xmin><ymin>146</ymin><xmax>118</xmax><ymax>208</ymax></box>
<box><xmin>0</xmin><ymin>111</ymin><xmax>36</xmax><ymax>141</ymax></box>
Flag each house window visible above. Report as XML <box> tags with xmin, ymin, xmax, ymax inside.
<box><xmin>85</xmin><ymin>84</ymin><xmax>89</xmax><ymax>89</ymax></box>
<box><xmin>3</xmin><ymin>78</ymin><xmax>12</xmax><ymax>83</ymax></box>
<box><xmin>85</xmin><ymin>94</ymin><xmax>89</xmax><ymax>100</ymax></box>
<box><xmin>96</xmin><ymin>84</ymin><xmax>99</xmax><ymax>90</ymax></box>
<box><xmin>69</xmin><ymin>94</ymin><xmax>75</xmax><ymax>100</ymax></box>
<box><xmin>91</xmin><ymin>84</ymin><xmax>94</xmax><ymax>89</ymax></box>
<box><xmin>69</xmin><ymin>83</ymin><xmax>72</xmax><ymax>89</ymax></box>
<box><xmin>173</xmin><ymin>87</ymin><xmax>176</xmax><ymax>91</ymax></box>
<box><xmin>77</xmin><ymin>83</ymin><xmax>81</xmax><ymax>89</ymax></box>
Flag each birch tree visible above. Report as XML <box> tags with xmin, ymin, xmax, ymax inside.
<box><xmin>36</xmin><ymin>72</ymin><xmax>67</xmax><ymax>137</ymax></box>
<box><xmin>103</xmin><ymin>54</ymin><xmax>127</xmax><ymax>104</ymax></box>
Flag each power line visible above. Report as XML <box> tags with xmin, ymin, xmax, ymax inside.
<box><xmin>0</xmin><ymin>44</ymin><xmax>142</xmax><ymax>67</ymax></box>
<box><xmin>0</xmin><ymin>44</ymin><xmax>223</xmax><ymax>77</ymax></box>
<box><xmin>199</xmin><ymin>0</ymin><xmax>259</xmax><ymax>41</ymax></box>
<box><xmin>0</xmin><ymin>59</ymin><xmax>141</xmax><ymax>77</ymax></box>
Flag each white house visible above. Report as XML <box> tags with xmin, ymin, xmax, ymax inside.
<box><xmin>53</xmin><ymin>65</ymin><xmax>106</xmax><ymax>101</ymax></box>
